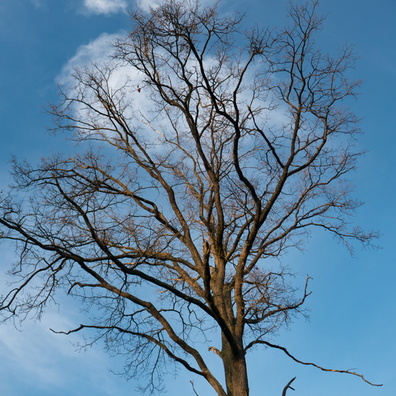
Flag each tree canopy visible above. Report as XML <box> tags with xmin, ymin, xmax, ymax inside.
<box><xmin>0</xmin><ymin>1</ymin><xmax>379</xmax><ymax>395</ymax></box>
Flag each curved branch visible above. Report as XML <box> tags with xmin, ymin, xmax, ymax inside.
<box><xmin>51</xmin><ymin>324</ymin><xmax>204</xmax><ymax>376</ymax></box>
<box><xmin>255</xmin><ymin>340</ymin><xmax>382</xmax><ymax>387</ymax></box>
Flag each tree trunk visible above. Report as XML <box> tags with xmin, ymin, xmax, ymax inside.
<box><xmin>221</xmin><ymin>334</ymin><xmax>249</xmax><ymax>396</ymax></box>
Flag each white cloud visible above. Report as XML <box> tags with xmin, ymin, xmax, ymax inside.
<box><xmin>59</xmin><ymin>29</ymin><xmax>151</xmax><ymax>95</ymax></box>
<box><xmin>136</xmin><ymin>0</ymin><xmax>159</xmax><ymax>12</ymax></box>
<box><xmin>57</xmin><ymin>31</ymin><xmax>146</xmax><ymax>100</ymax></box>
<box><xmin>57</xmin><ymin>32</ymin><xmax>122</xmax><ymax>86</ymax></box>
<box><xmin>136</xmin><ymin>0</ymin><xmax>215</xmax><ymax>12</ymax></box>
<box><xmin>57</xmin><ymin>31</ymin><xmax>156</xmax><ymax>147</ymax></box>
<box><xmin>82</xmin><ymin>0</ymin><xmax>128</xmax><ymax>15</ymax></box>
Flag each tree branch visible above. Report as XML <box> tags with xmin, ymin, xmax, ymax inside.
<box><xmin>257</xmin><ymin>340</ymin><xmax>382</xmax><ymax>387</ymax></box>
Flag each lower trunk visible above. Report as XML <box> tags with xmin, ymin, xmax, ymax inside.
<box><xmin>221</xmin><ymin>334</ymin><xmax>249</xmax><ymax>396</ymax></box>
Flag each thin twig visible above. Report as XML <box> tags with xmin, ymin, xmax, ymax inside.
<box><xmin>282</xmin><ymin>377</ymin><xmax>296</xmax><ymax>396</ymax></box>
<box><xmin>190</xmin><ymin>380</ymin><xmax>200</xmax><ymax>396</ymax></box>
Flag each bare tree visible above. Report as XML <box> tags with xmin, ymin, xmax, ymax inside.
<box><xmin>0</xmin><ymin>1</ymin><xmax>380</xmax><ymax>395</ymax></box>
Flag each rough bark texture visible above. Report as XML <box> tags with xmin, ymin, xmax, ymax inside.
<box><xmin>222</xmin><ymin>334</ymin><xmax>249</xmax><ymax>396</ymax></box>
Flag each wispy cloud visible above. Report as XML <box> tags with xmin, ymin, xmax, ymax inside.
<box><xmin>57</xmin><ymin>32</ymin><xmax>122</xmax><ymax>80</ymax></box>
<box><xmin>57</xmin><ymin>31</ymin><xmax>146</xmax><ymax>101</ymax></box>
<box><xmin>136</xmin><ymin>0</ymin><xmax>217</xmax><ymax>12</ymax></box>
<box><xmin>136</xmin><ymin>0</ymin><xmax>159</xmax><ymax>11</ymax></box>
<box><xmin>30</xmin><ymin>0</ymin><xmax>44</xmax><ymax>8</ymax></box>
<box><xmin>57</xmin><ymin>31</ymin><xmax>149</xmax><ymax>116</ymax></box>
<box><xmin>0</xmin><ymin>300</ymin><xmax>128</xmax><ymax>396</ymax></box>
<box><xmin>82</xmin><ymin>0</ymin><xmax>128</xmax><ymax>15</ymax></box>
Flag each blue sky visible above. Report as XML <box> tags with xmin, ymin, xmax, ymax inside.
<box><xmin>0</xmin><ymin>0</ymin><xmax>395</xmax><ymax>395</ymax></box>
